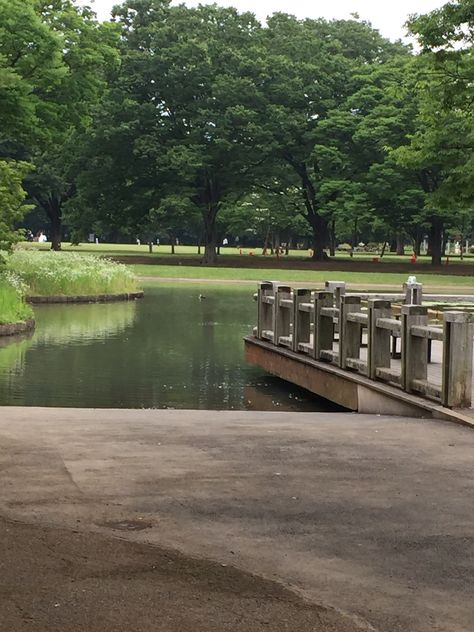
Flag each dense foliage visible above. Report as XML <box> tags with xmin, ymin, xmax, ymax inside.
<box><xmin>1</xmin><ymin>0</ymin><xmax>472</xmax><ymax>264</ymax></box>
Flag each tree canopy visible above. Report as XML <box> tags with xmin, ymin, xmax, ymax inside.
<box><xmin>1</xmin><ymin>0</ymin><xmax>472</xmax><ymax>264</ymax></box>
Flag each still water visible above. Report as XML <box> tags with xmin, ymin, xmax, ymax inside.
<box><xmin>0</xmin><ymin>285</ymin><xmax>337</xmax><ymax>411</ymax></box>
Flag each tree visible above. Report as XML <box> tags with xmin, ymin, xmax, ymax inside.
<box><xmin>0</xmin><ymin>0</ymin><xmax>65</xmax><ymax>248</ymax></box>
<box><xmin>390</xmin><ymin>1</ymin><xmax>474</xmax><ymax>263</ymax></box>
<box><xmin>409</xmin><ymin>0</ymin><xmax>473</xmax><ymax>114</ymax></box>
<box><xmin>0</xmin><ymin>0</ymin><xmax>120</xmax><ymax>250</ymax></box>
<box><xmin>0</xmin><ymin>160</ymin><xmax>33</xmax><ymax>250</ymax></box>
<box><xmin>82</xmin><ymin>0</ymin><xmax>267</xmax><ymax>264</ymax></box>
<box><xmin>258</xmin><ymin>14</ymin><xmax>407</xmax><ymax>260</ymax></box>
<box><xmin>27</xmin><ymin>1</ymin><xmax>120</xmax><ymax>250</ymax></box>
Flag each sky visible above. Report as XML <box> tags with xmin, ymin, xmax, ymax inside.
<box><xmin>81</xmin><ymin>0</ymin><xmax>447</xmax><ymax>41</ymax></box>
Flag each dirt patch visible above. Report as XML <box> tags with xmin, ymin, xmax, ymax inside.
<box><xmin>0</xmin><ymin>517</ymin><xmax>366</xmax><ymax>632</ymax></box>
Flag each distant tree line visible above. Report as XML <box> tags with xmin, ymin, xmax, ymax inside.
<box><xmin>1</xmin><ymin>0</ymin><xmax>473</xmax><ymax>265</ymax></box>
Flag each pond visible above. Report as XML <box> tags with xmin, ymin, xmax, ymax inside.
<box><xmin>0</xmin><ymin>285</ymin><xmax>338</xmax><ymax>411</ymax></box>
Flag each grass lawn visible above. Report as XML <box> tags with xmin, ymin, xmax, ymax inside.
<box><xmin>0</xmin><ymin>278</ymin><xmax>33</xmax><ymax>325</ymax></box>
<box><xmin>21</xmin><ymin>242</ymin><xmax>474</xmax><ymax>266</ymax></box>
<box><xmin>133</xmin><ymin>264</ymin><xmax>474</xmax><ymax>291</ymax></box>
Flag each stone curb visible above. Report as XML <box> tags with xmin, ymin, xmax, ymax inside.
<box><xmin>27</xmin><ymin>291</ymin><xmax>144</xmax><ymax>304</ymax></box>
<box><xmin>0</xmin><ymin>319</ymin><xmax>36</xmax><ymax>337</ymax></box>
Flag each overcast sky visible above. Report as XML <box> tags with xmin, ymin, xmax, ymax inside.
<box><xmin>82</xmin><ymin>0</ymin><xmax>446</xmax><ymax>41</ymax></box>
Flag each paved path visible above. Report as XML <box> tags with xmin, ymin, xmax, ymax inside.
<box><xmin>0</xmin><ymin>408</ymin><xmax>473</xmax><ymax>632</ymax></box>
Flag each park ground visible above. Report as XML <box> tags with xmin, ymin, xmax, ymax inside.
<box><xmin>25</xmin><ymin>242</ymin><xmax>474</xmax><ymax>293</ymax></box>
<box><xmin>0</xmin><ymin>407</ymin><xmax>473</xmax><ymax>632</ymax></box>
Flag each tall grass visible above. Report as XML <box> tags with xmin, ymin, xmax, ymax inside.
<box><xmin>8</xmin><ymin>250</ymin><xmax>140</xmax><ymax>297</ymax></box>
<box><xmin>0</xmin><ymin>272</ymin><xmax>33</xmax><ymax>325</ymax></box>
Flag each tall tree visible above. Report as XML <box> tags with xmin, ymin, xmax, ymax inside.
<box><xmin>258</xmin><ymin>14</ymin><xmax>407</xmax><ymax>260</ymax></box>
<box><xmin>391</xmin><ymin>1</ymin><xmax>474</xmax><ymax>263</ymax></box>
<box><xmin>28</xmin><ymin>1</ymin><xmax>120</xmax><ymax>250</ymax></box>
<box><xmin>83</xmin><ymin>0</ymin><xmax>267</xmax><ymax>264</ymax></box>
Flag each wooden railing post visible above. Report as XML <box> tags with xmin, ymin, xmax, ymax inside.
<box><xmin>293</xmin><ymin>289</ymin><xmax>312</xmax><ymax>353</ymax></box>
<box><xmin>442</xmin><ymin>312</ymin><xmax>474</xmax><ymax>408</ymax></box>
<box><xmin>403</xmin><ymin>281</ymin><xmax>423</xmax><ymax>305</ymax></box>
<box><xmin>368</xmin><ymin>300</ymin><xmax>392</xmax><ymax>379</ymax></box>
<box><xmin>314</xmin><ymin>291</ymin><xmax>334</xmax><ymax>360</ymax></box>
<box><xmin>339</xmin><ymin>296</ymin><xmax>362</xmax><ymax>369</ymax></box>
<box><xmin>325</xmin><ymin>281</ymin><xmax>346</xmax><ymax>335</ymax></box>
<box><xmin>401</xmin><ymin>305</ymin><xmax>428</xmax><ymax>392</ymax></box>
<box><xmin>257</xmin><ymin>282</ymin><xmax>274</xmax><ymax>340</ymax></box>
<box><xmin>274</xmin><ymin>285</ymin><xmax>293</xmax><ymax>347</ymax></box>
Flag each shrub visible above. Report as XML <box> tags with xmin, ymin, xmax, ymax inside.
<box><xmin>337</xmin><ymin>243</ymin><xmax>353</xmax><ymax>252</ymax></box>
<box><xmin>7</xmin><ymin>250</ymin><xmax>140</xmax><ymax>297</ymax></box>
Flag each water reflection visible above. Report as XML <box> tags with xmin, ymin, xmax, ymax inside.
<box><xmin>0</xmin><ymin>285</ymin><xmax>337</xmax><ymax>411</ymax></box>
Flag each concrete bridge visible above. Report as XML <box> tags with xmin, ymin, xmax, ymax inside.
<box><xmin>245</xmin><ymin>281</ymin><xmax>474</xmax><ymax>426</ymax></box>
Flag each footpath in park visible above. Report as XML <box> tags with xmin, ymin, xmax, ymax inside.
<box><xmin>0</xmin><ymin>407</ymin><xmax>473</xmax><ymax>632</ymax></box>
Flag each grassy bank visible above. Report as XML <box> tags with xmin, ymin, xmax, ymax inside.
<box><xmin>133</xmin><ymin>264</ymin><xmax>474</xmax><ymax>291</ymax></box>
<box><xmin>0</xmin><ymin>273</ymin><xmax>33</xmax><ymax>325</ymax></box>
<box><xmin>8</xmin><ymin>250</ymin><xmax>140</xmax><ymax>297</ymax></box>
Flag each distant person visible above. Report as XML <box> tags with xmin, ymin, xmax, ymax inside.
<box><xmin>38</xmin><ymin>231</ymin><xmax>47</xmax><ymax>243</ymax></box>
<box><xmin>26</xmin><ymin>230</ymin><xmax>33</xmax><ymax>242</ymax></box>
<box><xmin>222</xmin><ymin>237</ymin><xmax>228</xmax><ymax>246</ymax></box>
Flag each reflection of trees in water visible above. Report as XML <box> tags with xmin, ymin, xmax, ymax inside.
<box><xmin>0</xmin><ymin>301</ymin><xmax>137</xmax><ymax>406</ymax></box>
<box><xmin>33</xmin><ymin>301</ymin><xmax>137</xmax><ymax>344</ymax></box>
<box><xmin>0</xmin><ymin>287</ymin><xmax>333</xmax><ymax>410</ymax></box>
<box><xmin>130</xmin><ymin>288</ymin><xmax>255</xmax><ymax>409</ymax></box>
<box><xmin>0</xmin><ymin>335</ymin><xmax>32</xmax><ymax>375</ymax></box>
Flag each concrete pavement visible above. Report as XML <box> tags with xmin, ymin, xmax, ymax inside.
<box><xmin>0</xmin><ymin>407</ymin><xmax>473</xmax><ymax>632</ymax></box>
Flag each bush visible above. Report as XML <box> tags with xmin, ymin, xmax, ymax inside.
<box><xmin>337</xmin><ymin>243</ymin><xmax>352</xmax><ymax>252</ymax></box>
<box><xmin>0</xmin><ymin>271</ymin><xmax>33</xmax><ymax>325</ymax></box>
<box><xmin>7</xmin><ymin>250</ymin><xmax>140</xmax><ymax>297</ymax></box>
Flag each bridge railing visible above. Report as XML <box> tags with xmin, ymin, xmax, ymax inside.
<box><xmin>253</xmin><ymin>281</ymin><xmax>474</xmax><ymax>409</ymax></box>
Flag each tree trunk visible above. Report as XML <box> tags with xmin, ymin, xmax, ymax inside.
<box><xmin>45</xmin><ymin>198</ymin><xmax>62</xmax><ymax>251</ymax></box>
<box><xmin>171</xmin><ymin>242</ymin><xmax>175</xmax><ymax>255</ymax></box>
<box><xmin>262</xmin><ymin>225</ymin><xmax>271</xmax><ymax>255</ymax></box>
<box><xmin>430</xmin><ymin>218</ymin><xmax>443</xmax><ymax>265</ymax></box>
<box><xmin>202</xmin><ymin>209</ymin><xmax>218</xmax><ymax>265</ymax></box>
<box><xmin>389</xmin><ymin>238</ymin><xmax>397</xmax><ymax>253</ymax></box>
<box><xmin>396</xmin><ymin>233</ymin><xmax>404</xmax><ymax>256</ymax></box>
<box><xmin>414</xmin><ymin>235</ymin><xmax>421</xmax><ymax>257</ymax></box>
<box><xmin>148</xmin><ymin>241</ymin><xmax>153</xmax><ymax>254</ymax></box>
<box><xmin>309</xmin><ymin>216</ymin><xmax>329</xmax><ymax>261</ymax></box>
<box><xmin>329</xmin><ymin>219</ymin><xmax>336</xmax><ymax>257</ymax></box>
<box><xmin>352</xmin><ymin>218</ymin><xmax>358</xmax><ymax>250</ymax></box>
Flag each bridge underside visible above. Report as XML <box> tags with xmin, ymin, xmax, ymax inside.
<box><xmin>244</xmin><ymin>336</ymin><xmax>474</xmax><ymax>427</ymax></box>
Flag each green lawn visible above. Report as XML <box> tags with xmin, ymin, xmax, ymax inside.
<box><xmin>133</xmin><ymin>264</ymin><xmax>474</xmax><ymax>291</ymax></box>
<box><xmin>21</xmin><ymin>242</ymin><xmax>474</xmax><ymax>265</ymax></box>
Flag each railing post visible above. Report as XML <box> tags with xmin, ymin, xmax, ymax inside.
<box><xmin>368</xmin><ymin>300</ymin><xmax>392</xmax><ymax>379</ymax></box>
<box><xmin>339</xmin><ymin>296</ymin><xmax>362</xmax><ymax>369</ymax></box>
<box><xmin>293</xmin><ymin>289</ymin><xmax>312</xmax><ymax>353</ymax></box>
<box><xmin>257</xmin><ymin>282</ymin><xmax>274</xmax><ymax>340</ymax></box>
<box><xmin>442</xmin><ymin>311</ymin><xmax>474</xmax><ymax>408</ymax></box>
<box><xmin>403</xmin><ymin>281</ymin><xmax>423</xmax><ymax>305</ymax></box>
<box><xmin>325</xmin><ymin>281</ymin><xmax>346</xmax><ymax>335</ymax></box>
<box><xmin>274</xmin><ymin>285</ymin><xmax>293</xmax><ymax>346</ymax></box>
<box><xmin>314</xmin><ymin>291</ymin><xmax>334</xmax><ymax>360</ymax></box>
<box><xmin>401</xmin><ymin>305</ymin><xmax>428</xmax><ymax>392</ymax></box>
